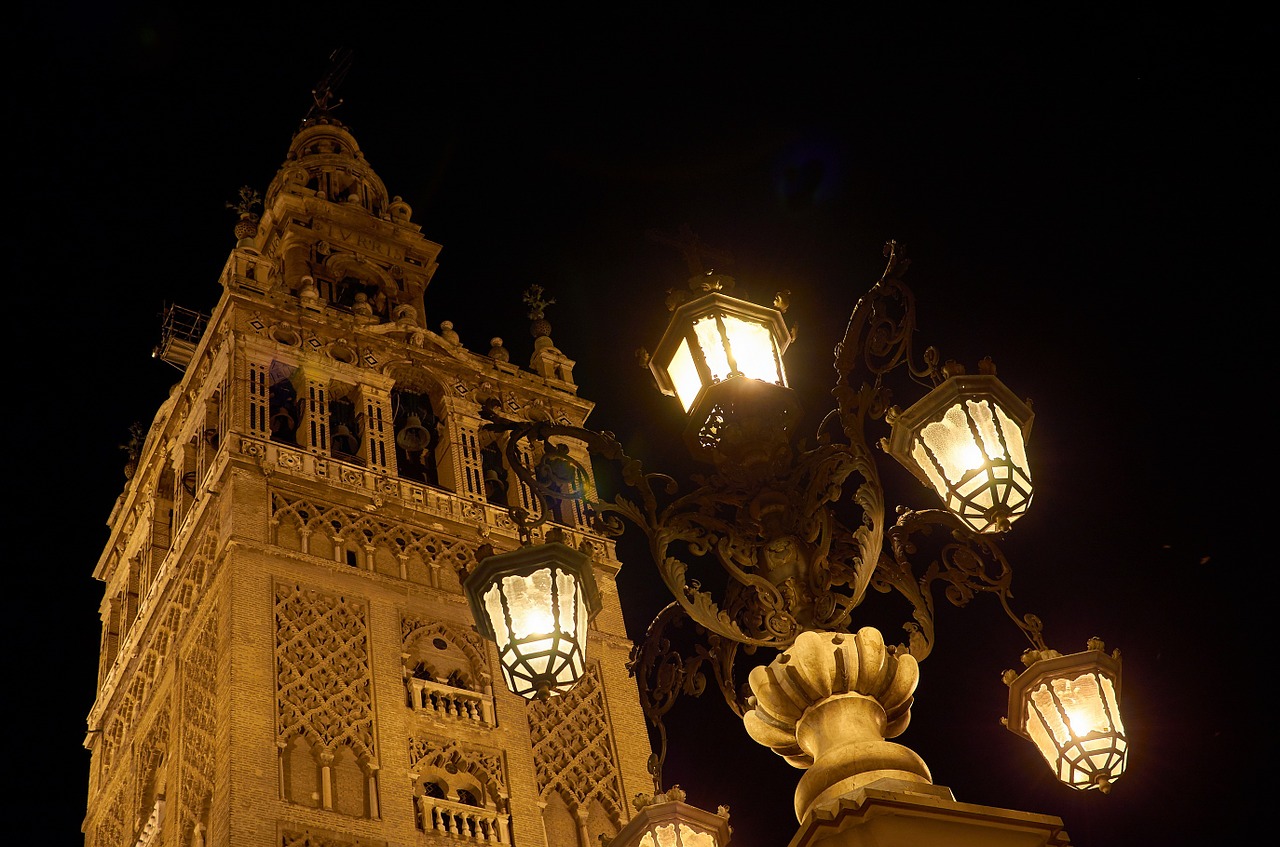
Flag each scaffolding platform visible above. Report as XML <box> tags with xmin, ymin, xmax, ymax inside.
<box><xmin>152</xmin><ymin>302</ymin><xmax>209</xmax><ymax>371</ymax></box>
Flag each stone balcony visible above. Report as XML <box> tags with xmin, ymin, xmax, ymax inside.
<box><xmin>407</xmin><ymin>677</ymin><xmax>494</xmax><ymax>727</ymax></box>
<box><xmin>416</xmin><ymin>794</ymin><xmax>510</xmax><ymax>842</ymax></box>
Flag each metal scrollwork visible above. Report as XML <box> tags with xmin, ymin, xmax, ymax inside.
<box><xmin>871</xmin><ymin>507</ymin><xmax>1050</xmax><ymax>660</ymax></box>
<box><xmin>626</xmin><ymin>602</ymin><xmax>748</xmax><ymax>793</ymax></box>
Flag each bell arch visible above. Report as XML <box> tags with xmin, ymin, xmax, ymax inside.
<box><xmin>387</xmin><ymin>366</ymin><xmax>447</xmax><ymax>489</ymax></box>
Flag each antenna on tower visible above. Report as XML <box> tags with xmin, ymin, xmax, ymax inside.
<box><xmin>304</xmin><ymin>47</ymin><xmax>354</xmax><ymax>127</ymax></box>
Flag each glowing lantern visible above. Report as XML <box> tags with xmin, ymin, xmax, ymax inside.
<box><xmin>612</xmin><ymin>788</ymin><xmax>733</xmax><ymax>847</ymax></box>
<box><xmin>1003</xmin><ymin>639</ymin><xmax>1127</xmax><ymax>792</ymax></box>
<box><xmin>463</xmin><ymin>541</ymin><xmax>600</xmax><ymax>701</ymax></box>
<box><xmin>650</xmin><ymin>284</ymin><xmax>796</xmax><ymax>462</ymax></box>
<box><xmin>650</xmin><ymin>287</ymin><xmax>791</xmax><ymax>414</ymax></box>
<box><xmin>886</xmin><ymin>371</ymin><xmax>1034</xmax><ymax>533</ymax></box>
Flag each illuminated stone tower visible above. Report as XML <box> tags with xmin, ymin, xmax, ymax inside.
<box><xmin>82</xmin><ymin>98</ymin><xmax>655</xmax><ymax>847</ymax></box>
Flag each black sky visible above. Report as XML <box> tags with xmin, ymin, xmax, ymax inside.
<box><xmin>14</xmin><ymin>6</ymin><xmax>1265</xmax><ymax>846</ymax></box>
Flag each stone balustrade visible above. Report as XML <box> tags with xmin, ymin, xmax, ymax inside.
<box><xmin>408</xmin><ymin>677</ymin><xmax>494</xmax><ymax>727</ymax></box>
<box><xmin>416</xmin><ymin>795</ymin><xmax>509</xmax><ymax>842</ymax></box>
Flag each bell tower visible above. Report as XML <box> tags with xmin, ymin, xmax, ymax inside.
<box><xmin>82</xmin><ymin>93</ymin><xmax>656</xmax><ymax>846</ymax></box>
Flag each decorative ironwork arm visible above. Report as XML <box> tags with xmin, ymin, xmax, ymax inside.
<box><xmin>871</xmin><ymin>507</ymin><xmax>1049</xmax><ymax>660</ymax></box>
<box><xmin>626</xmin><ymin>602</ymin><xmax>746</xmax><ymax>792</ymax></box>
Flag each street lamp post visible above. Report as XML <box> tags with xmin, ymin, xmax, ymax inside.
<box><xmin>462</xmin><ymin>238</ymin><xmax>1126</xmax><ymax>845</ymax></box>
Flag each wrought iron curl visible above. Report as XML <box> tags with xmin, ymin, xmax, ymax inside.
<box><xmin>626</xmin><ymin>602</ymin><xmax>750</xmax><ymax>792</ymax></box>
<box><xmin>873</xmin><ymin>508</ymin><xmax>1050</xmax><ymax>660</ymax></box>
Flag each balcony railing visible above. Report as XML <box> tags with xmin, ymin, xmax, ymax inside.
<box><xmin>407</xmin><ymin>677</ymin><xmax>494</xmax><ymax>727</ymax></box>
<box><xmin>416</xmin><ymin>795</ymin><xmax>509</xmax><ymax>842</ymax></box>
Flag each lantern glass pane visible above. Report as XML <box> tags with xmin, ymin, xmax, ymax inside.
<box><xmin>692</xmin><ymin>316</ymin><xmax>732</xmax><ymax>384</ymax></box>
<box><xmin>995</xmin><ymin>402</ymin><xmax>1030</xmax><ymax>479</ymax></box>
<box><xmin>501</xmin><ymin>568</ymin><xmax>556</xmax><ymax>638</ymax></box>
<box><xmin>921</xmin><ymin>402</ymin><xmax>985</xmax><ymax>483</ymax></box>
<box><xmin>521</xmin><ymin>637</ymin><xmax>556</xmax><ymax>675</ymax></box>
<box><xmin>1022</xmin><ymin>699</ymin><xmax>1061</xmax><ymax>771</ymax></box>
<box><xmin>649</xmin><ymin>824</ymin><xmax>678</xmax><ymax>847</ymax></box>
<box><xmin>681</xmin><ymin>824</ymin><xmax>717</xmax><ymax>847</ymax></box>
<box><xmin>911</xmin><ymin>441</ymin><xmax>949</xmax><ymax>497</ymax></box>
<box><xmin>578</xmin><ymin>587</ymin><xmax>590</xmax><ymax>644</ymax></box>
<box><xmin>482</xmin><ymin>584</ymin><xmax>510</xmax><ymax>649</ymax></box>
<box><xmin>969</xmin><ymin>399</ymin><xmax>1005</xmax><ymax>460</ymax></box>
<box><xmin>1101</xmin><ymin>674</ymin><xmax>1125</xmax><ymax>734</ymax></box>
<box><xmin>555</xmin><ymin>653</ymin><xmax>583</xmax><ymax>684</ymax></box>
<box><xmin>555</xmin><ymin>570</ymin><xmax>579</xmax><ymax>637</ymax></box>
<box><xmin>1053</xmin><ymin>672</ymin><xmax>1110</xmax><ymax>737</ymax></box>
<box><xmin>668</xmin><ymin>338</ymin><xmax>702</xmax><ymax>413</ymax></box>
<box><xmin>720</xmin><ymin>314</ymin><xmax>781</xmax><ymax>383</ymax></box>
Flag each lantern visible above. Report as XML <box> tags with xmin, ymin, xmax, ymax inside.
<box><xmin>612</xmin><ymin>787</ymin><xmax>733</xmax><ymax>847</ymax></box>
<box><xmin>650</xmin><ymin>286</ymin><xmax>796</xmax><ymax>462</ymax></box>
<box><xmin>463</xmin><ymin>541</ymin><xmax>601</xmax><ymax>701</ymax></box>
<box><xmin>650</xmin><ymin>288</ymin><xmax>791</xmax><ymax>414</ymax></box>
<box><xmin>886</xmin><ymin>372</ymin><xmax>1034</xmax><ymax>533</ymax></box>
<box><xmin>1003</xmin><ymin>639</ymin><xmax>1127</xmax><ymax>792</ymax></box>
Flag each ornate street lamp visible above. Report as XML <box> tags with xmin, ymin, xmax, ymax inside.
<box><xmin>474</xmin><ymin>238</ymin><xmax>1127</xmax><ymax>836</ymax></box>
<box><xmin>462</xmin><ymin>534</ymin><xmax>601</xmax><ymax>702</ymax></box>
<box><xmin>1003</xmin><ymin>638</ymin><xmax>1128</xmax><ymax>792</ymax></box>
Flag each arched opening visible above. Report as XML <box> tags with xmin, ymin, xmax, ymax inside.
<box><xmin>269</xmin><ymin>372</ymin><xmax>299</xmax><ymax>445</ymax></box>
<box><xmin>328</xmin><ymin>391</ymin><xmax>361</xmax><ymax>463</ymax></box>
<box><xmin>392</xmin><ymin>388</ymin><xmax>439</xmax><ymax>486</ymax></box>
<box><xmin>330</xmin><ymin>745</ymin><xmax>368</xmax><ymax>818</ymax></box>
<box><xmin>480</xmin><ymin>440</ymin><xmax>509</xmax><ymax>506</ymax></box>
<box><xmin>281</xmin><ymin>736</ymin><xmax>320</xmax><ymax>808</ymax></box>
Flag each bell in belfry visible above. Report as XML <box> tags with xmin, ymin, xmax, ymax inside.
<box><xmin>396</xmin><ymin>413</ymin><xmax>433</xmax><ymax>452</ymax></box>
<box><xmin>332</xmin><ymin>423</ymin><xmax>359</xmax><ymax>455</ymax></box>
<box><xmin>270</xmin><ymin>405</ymin><xmax>296</xmax><ymax>435</ymax></box>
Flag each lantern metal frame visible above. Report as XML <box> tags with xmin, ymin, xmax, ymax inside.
<box><xmin>477</xmin><ymin>239</ymin><xmax>1121</xmax><ymax>796</ymax></box>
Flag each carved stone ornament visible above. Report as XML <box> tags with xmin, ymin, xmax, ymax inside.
<box><xmin>742</xmin><ymin>628</ymin><xmax>931</xmax><ymax>823</ymax></box>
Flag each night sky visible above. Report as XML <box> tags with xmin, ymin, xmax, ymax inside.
<box><xmin>16</xmin><ymin>7</ymin><xmax>1263</xmax><ymax>846</ymax></box>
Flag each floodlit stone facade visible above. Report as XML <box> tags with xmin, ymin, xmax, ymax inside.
<box><xmin>84</xmin><ymin>109</ymin><xmax>654</xmax><ymax>847</ymax></box>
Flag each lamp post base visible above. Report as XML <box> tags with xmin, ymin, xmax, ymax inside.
<box><xmin>789</xmin><ymin>778</ymin><xmax>1072</xmax><ymax>847</ymax></box>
